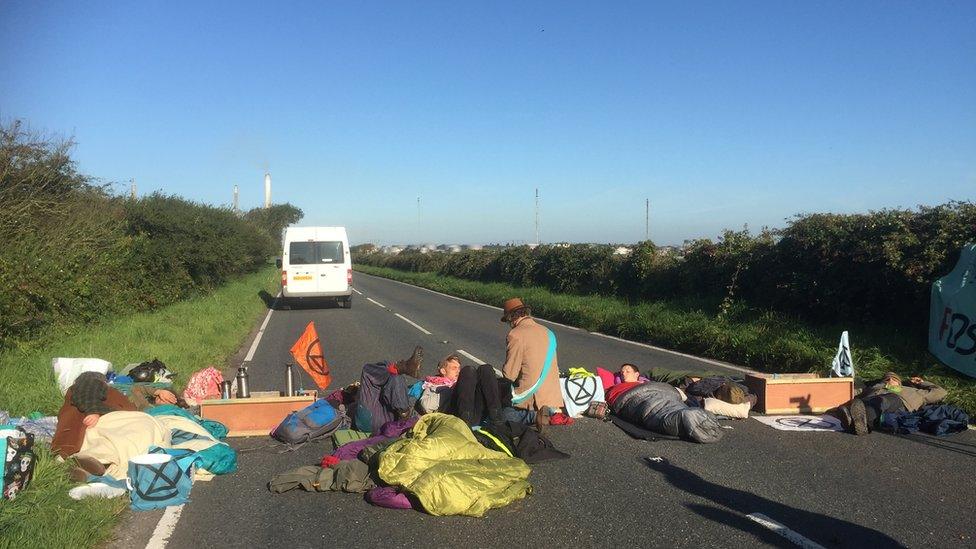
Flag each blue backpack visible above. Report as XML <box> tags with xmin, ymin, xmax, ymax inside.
<box><xmin>271</xmin><ymin>399</ymin><xmax>345</xmax><ymax>445</ymax></box>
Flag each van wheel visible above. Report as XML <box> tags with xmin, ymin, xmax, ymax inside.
<box><xmin>342</xmin><ymin>297</ymin><xmax>352</xmax><ymax>309</ymax></box>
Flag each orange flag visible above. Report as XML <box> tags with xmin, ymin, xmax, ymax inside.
<box><xmin>290</xmin><ymin>321</ymin><xmax>332</xmax><ymax>390</ymax></box>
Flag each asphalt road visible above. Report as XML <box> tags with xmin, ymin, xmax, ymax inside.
<box><xmin>136</xmin><ymin>273</ymin><xmax>975</xmax><ymax>548</ymax></box>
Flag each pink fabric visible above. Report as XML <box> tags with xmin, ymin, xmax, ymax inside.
<box><xmin>366</xmin><ymin>486</ymin><xmax>414</xmax><ymax>510</ymax></box>
<box><xmin>182</xmin><ymin>367</ymin><xmax>223</xmax><ymax>405</ymax></box>
<box><xmin>596</xmin><ymin>367</ymin><xmax>616</xmax><ymax>391</ymax></box>
<box><xmin>320</xmin><ymin>455</ymin><xmax>340</xmax><ymax>468</ymax></box>
<box><xmin>422</xmin><ymin>376</ymin><xmax>456</xmax><ymax>388</ymax></box>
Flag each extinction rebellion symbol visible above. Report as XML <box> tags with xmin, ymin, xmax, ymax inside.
<box><xmin>566</xmin><ymin>376</ymin><xmax>598</xmax><ymax>406</ymax></box>
<box><xmin>306</xmin><ymin>337</ymin><xmax>330</xmax><ymax>376</ymax></box>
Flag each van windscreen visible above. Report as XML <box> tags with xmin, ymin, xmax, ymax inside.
<box><xmin>289</xmin><ymin>241</ymin><xmax>344</xmax><ymax>265</ymax></box>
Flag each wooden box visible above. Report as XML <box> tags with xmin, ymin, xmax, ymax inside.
<box><xmin>199</xmin><ymin>394</ymin><xmax>315</xmax><ymax>437</ymax></box>
<box><xmin>745</xmin><ymin>373</ymin><xmax>853</xmax><ymax>414</ymax></box>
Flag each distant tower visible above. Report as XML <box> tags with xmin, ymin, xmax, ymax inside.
<box><xmin>233</xmin><ymin>185</ymin><xmax>239</xmax><ymax>213</ymax></box>
<box><xmin>264</xmin><ymin>172</ymin><xmax>272</xmax><ymax>209</ymax></box>
<box><xmin>130</xmin><ymin>178</ymin><xmax>137</xmax><ymax>200</ymax></box>
<box><xmin>534</xmin><ymin>188</ymin><xmax>540</xmax><ymax>245</ymax></box>
<box><xmin>645</xmin><ymin>198</ymin><xmax>650</xmax><ymax>241</ymax></box>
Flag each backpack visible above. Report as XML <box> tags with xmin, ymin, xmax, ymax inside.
<box><xmin>1</xmin><ymin>426</ymin><xmax>36</xmax><ymax>500</ymax></box>
<box><xmin>270</xmin><ymin>399</ymin><xmax>344</xmax><ymax>445</ymax></box>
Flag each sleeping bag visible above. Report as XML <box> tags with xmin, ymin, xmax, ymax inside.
<box><xmin>611</xmin><ymin>382</ymin><xmax>724</xmax><ymax>443</ymax></box>
<box><xmin>376</xmin><ymin>413</ymin><xmax>532</xmax><ymax>517</ymax></box>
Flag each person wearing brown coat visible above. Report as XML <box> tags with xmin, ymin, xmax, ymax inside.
<box><xmin>500</xmin><ymin>298</ymin><xmax>565</xmax><ymax>424</ymax></box>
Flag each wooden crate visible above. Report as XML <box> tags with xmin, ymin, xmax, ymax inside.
<box><xmin>199</xmin><ymin>394</ymin><xmax>315</xmax><ymax>437</ymax></box>
<box><xmin>745</xmin><ymin>373</ymin><xmax>853</xmax><ymax>414</ymax></box>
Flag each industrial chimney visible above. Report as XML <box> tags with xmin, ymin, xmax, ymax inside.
<box><xmin>233</xmin><ymin>185</ymin><xmax>239</xmax><ymax>213</ymax></box>
<box><xmin>264</xmin><ymin>172</ymin><xmax>272</xmax><ymax>209</ymax></box>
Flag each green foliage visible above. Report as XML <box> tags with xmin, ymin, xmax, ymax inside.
<box><xmin>0</xmin><ymin>121</ymin><xmax>301</xmax><ymax>350</ymax></box>
<box><xmin>357</xmin><ymin>203</ymin><xmax>976</xmax><ymax>327</ymax></box>
<box><xmin>243</xmin><ymin>203</ymin><xmax>304</xmax><ymax>250</ymax></box>
<box><xmin>356</xmin><ymin>265</ymin><xmax>976</xmax><ymax>415</ymax></box>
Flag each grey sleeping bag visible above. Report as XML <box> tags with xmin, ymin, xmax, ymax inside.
<box><xmin>612</xmin><ymin>382</ymin><xmax>724</xmax><ymax>443</ymax></box>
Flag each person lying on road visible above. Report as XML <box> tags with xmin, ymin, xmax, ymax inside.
<box><xmin>353</xmin><ymin>346</ymin><xmax>424</xmax><ymax>434</ymax></box>
<box><xmin>833</xmin><ymin>372</ymin><xmax>947</xmax><ymax>435</ymax></box>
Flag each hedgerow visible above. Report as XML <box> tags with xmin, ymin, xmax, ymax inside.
<box><xmin>0</xmin><ymin>120</ymin><xmax>300</xmax><ymax>349</ymax></box>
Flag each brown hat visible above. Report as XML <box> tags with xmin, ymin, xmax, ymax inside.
<box><xmin>882</xmin><ymin>372</ymin><xmax>902</xmax><ymax>384</ymax></box>
<box><xmin>501</xmin><ymin>297</ymin><xmax>528</xmax><ymax>322</ymax></box>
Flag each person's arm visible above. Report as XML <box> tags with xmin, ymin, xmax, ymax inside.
<box><xmin>107</xmin><ymin>387</ymin><xmax>139</xmax><ymax>411</ymax></box>
<box><xmin>914</xmin><ymin>381</ymin><xmax>947</xmax><ymax>405</ymax></box>
<box><xmin>502</xmin><ymin>332</ymin><xmax>523</xmax><ymax>382</ymax></box>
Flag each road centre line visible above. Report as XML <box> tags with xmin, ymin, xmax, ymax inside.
<box><xmin>351</xmin><ymin>288</ymin><xmax>363</xmax><ymax>295</ymax></box>
<box><xmin>455</xmin><ymin>349</ymin><xmax>505</xmax><ymax>377</ymax></box>
<box><xmin>243</xmin><ymin>292</ymin><xmax>279</xmax><ymax>363</ymax></box>
<box><xmin>366</xmin><ymin>297</ymin><xmax>386</xmax><ymax>308</ymax></box>
<box><xmin>145</xmin><ymin>504</ymin><xmax>184</xmax><ymax>549</ymax></box>
<box><xmin>358</xmin><ymin>272</ymin><xmax>753</xmax><ymax>374</ymax></box>
<box><xmin>394</xmin><ymin>313</ymin><xmax>432</xmax><ymax>335</ymax></box>
<box><xmin>746</xmin><ymin>513</ymin><xmax>826</xmax><ymax>549</ymax></box>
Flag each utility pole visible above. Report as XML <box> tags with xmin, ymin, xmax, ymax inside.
<box><xmin>535</xmin><ymin>188</ymin><xmax>540</xmax><ymax>246</ymax></box>
<box><xmin>645</xmin><ymin>198</ymin><xmax>650</xmax><ymax>242</ymax></box>
<box><xmin>130</xmin><ymin>179</ymin><xmax>136</xmax><ymax>200</ymax></box>
<box><xmin>417</xmin><ymin>196</ymin><xmax>421</xmax><ymax>240</ymax></box>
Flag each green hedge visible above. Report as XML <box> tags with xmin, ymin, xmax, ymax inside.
<box><xmin>0</xmin><ymin>121</ymin><xmax>299</xmax><ymax>350</ymax></box>
<box><xmin>356</xmin><ymin>202</ymin><xmax>976</xmax><ymax>328</ymax></box>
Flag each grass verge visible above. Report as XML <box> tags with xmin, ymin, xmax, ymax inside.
<box><xmin>0</xmin><ymin>267</ymin><xmax>278</xmax><ymax>549</ymax></box>
<box><xmin>355</xmin><ymin>264</ymin><xmax>976</xmax><ymax>415</ymax></box>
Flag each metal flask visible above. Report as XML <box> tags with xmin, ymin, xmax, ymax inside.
<box><xmin>285</xmin><ymin>362</ymin><xmax>295</xmax><ymax>397</ymax></box>
<box><xmin>236</xmin><ymin>366</ymin><xmax>251</xmax><ymax>398</ymax></box>
<box><xmin>220</xmin><ymin>380</ymin><xmax>232</xmax><ymax>399</ymax></box>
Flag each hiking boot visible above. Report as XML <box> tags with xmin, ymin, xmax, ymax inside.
<box><xmin>395</xmin><ymin>346</ymin><xmax>424</xmax><ymax>377</ymax></box>
<box><xmin>69</xmin><ymin>467</ymin><xmax>90</xmax><ymax>483</ymax></box>
<box><xmin>849</xmin><ymin>399</ymin><xmax>869</xmax><ymax>435</ymax></box>
<box><xmin>828</xmin><ymin>405</ymin><xmax>853</xmax><ymax>432</ymax></box>
<box><xmin>535</xmin><ymin>406</ymin><xmax>551</xmax><ymax>435</ymax></box>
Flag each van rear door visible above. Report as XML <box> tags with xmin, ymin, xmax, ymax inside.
<box><xmin>314</xmin><ymin>241</ymin><xmax>346</xmax><ymax>294</ymax></box>
<box><xmin>286</xmin><ymin>240</ymin><xmax>321</xmax><ymax>295</ymax></box>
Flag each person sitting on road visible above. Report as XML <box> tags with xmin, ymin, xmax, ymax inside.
<box><xmin>834</xmin><ymin>372</ymin><xmax>947</xmax><ymax>435</ymax></box>
<box><xmin>500</xmin><ymin>298</ymin><xmax>565</xmax><ymax>431</ymax></box>
<box><xmin>353</xmin><ymin>346</ymin><xmax>424</xmax><ymax>434</ymax></box>
<box><xmin>51</xmin><ymin>371</ymin><xmax>179</xmax><ymax>480</ymax></box>
<box><xmin>414</xmin><ymin>354</ymin><xmax>462</xmax><ymax>414</ymax></box>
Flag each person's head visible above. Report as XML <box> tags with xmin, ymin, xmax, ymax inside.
<box><xmin>620</xmin><ymin>363</ymin><xmax>641</xmax><ymax>383</ymax></box>
<box><xmin>437</xmin><ymin>354</ymin><xmax>462</xmax><ymax>381</ymax></box>
<box><xmin>882</xmin><ymin>372</ymin><xmax>902</xmax><ymax>387</ymax></box>
<box><xmin>501</xmin><ymin>297</ymin><xmax>531</xmax><ymax>326</ymax></box>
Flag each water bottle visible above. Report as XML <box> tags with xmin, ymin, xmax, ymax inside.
<box><xmin>284</xmin><ymin>362</ymin><xmax>295</xmax><ymax>397</ymax></box>
<box><xmin>236</xmin><ymin>365</ymin><xmax>251</xmax><ymax>398</ymax></box>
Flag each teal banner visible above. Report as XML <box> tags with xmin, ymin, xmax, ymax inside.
<box><xmin>929</xmin><ymin>243</ymin><xmax>976</xmax><ymax>378</ymax></box>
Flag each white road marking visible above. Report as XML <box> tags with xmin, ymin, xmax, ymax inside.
<box><xmin>351</xmin><ymin>287</ymin><xmax>363</xmax><ymax>295</ymax></box>
<box><xmin>456</xmin><ymin>349</ymin><xmax>504</xmax><ymax>377</ymax></box>
<box><xmin>394</xmin><ymin>313</ymin><xmax>432</xmax><ymax>335</ymax></box>
<box><xmin>746</xmin><ymin>513</ymin><xmax>826</xmax><ymax>549</ymax></box>
<box><xmin>358</xmin><ymin>271</ymin><xmax>754</xmax><ymax>374</ymax></box>
<box><xmin>145</xmin><ymin>504</ymin><xmax>184</xmax><ymax>549</ymax></box>
<box><xmin>366</xmin><ymin>297</ymin><xmax>386</xmax><ymax>308</ymax></box>
<box><xmin>588</xmin><ymin>332</ymin><xmax>756</xmax><ymax>374</ymax></box>
<box><xmin>243</xmin><ymin>292</ymin><xmax>279</xmax><ymax>363</ymax></box>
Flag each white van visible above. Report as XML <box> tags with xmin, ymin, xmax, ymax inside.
<box><xmin>277</xmin><ymin>226</ymin><xmax>352</xmax><ymax>308</ymax></box>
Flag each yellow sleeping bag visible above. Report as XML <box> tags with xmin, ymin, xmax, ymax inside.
<box><xmin>377</xmin><ymin>413</ymin><xmax>532</xmax><ymax>517</ymax></box>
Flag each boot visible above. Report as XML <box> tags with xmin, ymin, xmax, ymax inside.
<box><xmin>848</xmin><ymin>399</ymin><xmax>869</xmax><ymax>435</ymax></box>
<box><xmin>535</xmin><ymin>406</ymin><xmax>551</xmax><ymax>435</ymax></box>
<box><xmin>69</xmin><ymin>455</ymin><xmax>106</xmax><ymax>482</ymax></box>
<box><xmin>395</xmin><ymin>346</ymin><xmax>424</xmax><ymax>378</ymax></box>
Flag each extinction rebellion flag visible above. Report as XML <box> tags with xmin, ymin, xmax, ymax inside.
<box><xmin>290</xmin><ymin>321</ymin><xmax>332</xmax><ymax>389</ymax></box>
<box><xmin>930</xmin><ymin>243</ymin><xmax>976</xmax><ymax>379</ymax></box>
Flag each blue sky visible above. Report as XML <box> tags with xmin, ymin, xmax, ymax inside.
<box><xmin>2</xmin><ymin>2</ymin><xmax>974</xmax><ymax>245</ymax></box>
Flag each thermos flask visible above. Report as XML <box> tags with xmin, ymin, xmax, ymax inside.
<box><xmin>236</xmin><ymin>365</ymin><xmax>250</xmax><ymax>398</ymax></box>
<box><xmin>285</xmin><ymin>362</ymin><xmax>295</xmax><ymax>396</ymax></box>
<box><xmin>220</xmin><ymin>380</ymin><xmax>232</xmax><ymax>399</ymax></box>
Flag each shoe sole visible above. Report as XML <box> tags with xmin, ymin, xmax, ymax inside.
<box><xmin>849</xmin><ymin>399</ymin><xmax>869</xmax><ymax>435</ymax></box>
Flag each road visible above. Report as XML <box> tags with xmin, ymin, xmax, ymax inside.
<box><xmin>129</xmin><ymin>273</ymin><xmax>975</xmax><ymax>548</ymax></box>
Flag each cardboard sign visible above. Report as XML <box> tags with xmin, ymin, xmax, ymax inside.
<box><xmin>560</xmin><ymin>374</ymin><xmax>605</xmax><ymax>417</ymax></box>
<box><xmin>930</xmin><ymin>243</ymin><xmax>976</xmax><ymax>378</ymax></box>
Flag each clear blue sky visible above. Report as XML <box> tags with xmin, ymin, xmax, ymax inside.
<box><xmin>2</xmin><ymin>2</ymin><xmax>974</xmax><ymax>246</ymax></box>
